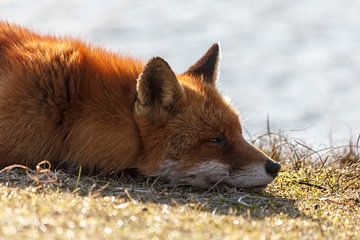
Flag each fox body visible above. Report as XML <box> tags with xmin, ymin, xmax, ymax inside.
<box><xmin>0</xmin><ymin>22</ymin><xmax>280</xmax><ymax>190</ymax></box>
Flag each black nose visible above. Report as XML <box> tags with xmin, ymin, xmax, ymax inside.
<box><xmin>265</xmin><ymin>159</ymin><xmax>281</xmax><ymax>178</ymax></box>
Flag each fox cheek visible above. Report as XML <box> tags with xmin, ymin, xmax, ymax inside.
<box><xmin>151</xmin><ymin>159</ymin><xmax>181</xmax><ymax>181</ymax></box>
<box><xmin>152</xmin><ymin>159</ymin><xmax>230</xmax><ymax>187</ymax></box>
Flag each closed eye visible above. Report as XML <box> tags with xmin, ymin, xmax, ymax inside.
<box><xmin>207</xmin><ymin>138</ymin><xmax>225</xmax><ymax>144</ymax></box>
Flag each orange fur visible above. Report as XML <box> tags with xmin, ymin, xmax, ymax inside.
<box><xmin>0</xmin><ymin>22</ymin><xmax>280</xmax><ymax>189</ymax></box>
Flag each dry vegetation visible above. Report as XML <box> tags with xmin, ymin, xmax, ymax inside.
<box><xmin>0</xmin><ymin>132</ymin><xmax>359</xmax><ymax>240</ymax></box>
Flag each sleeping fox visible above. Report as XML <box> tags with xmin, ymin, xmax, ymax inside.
<box><xmin>0</xmin><ymin>22</ymin><xmax>280</xmax><ymax>190</ymax></box>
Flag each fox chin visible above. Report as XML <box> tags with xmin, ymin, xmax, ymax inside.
<box><xmin>0</xmin><ymin>22</ymin><xmax>281</xmax><ymax>190</ymax></box>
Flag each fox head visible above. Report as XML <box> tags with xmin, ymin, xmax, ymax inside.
<box><xmin>133</xmin><ymin>43</ymin><xmax>280</xmax><ymax>190</ymax></box>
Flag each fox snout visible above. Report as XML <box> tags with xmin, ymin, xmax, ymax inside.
<box><xmin>265</xmin><ymin>159</ymin><xmax>281</xmax><ymax>178</ymax></box>
<box><xmin>153</xmin><ymin>142</ymin><xmax>282</xmax><ymax>190</ymax></box>
<box><xmin>234</xmin><ymin>141</ymin><xmax>282</xmax><ymax>188</ymax></box>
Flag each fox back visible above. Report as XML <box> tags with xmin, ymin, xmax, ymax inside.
<box><xmin>0</xmin><ymin>22</ymin><xmax>280</xmax><ymax>190</ymax></box>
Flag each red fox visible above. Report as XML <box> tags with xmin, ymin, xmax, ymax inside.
<box><xmin>0</xmin><ymin>22</ymin><xmax>280</xmax><ymax>190</ymax></box>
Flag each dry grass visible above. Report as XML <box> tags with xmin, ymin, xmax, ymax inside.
<box><xmin>0</xmin><ymin>132</ymin><xmax>359</xmax><ymax>240</ymax></box>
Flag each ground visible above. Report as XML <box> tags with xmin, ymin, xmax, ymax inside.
<box><xmin>0</xmin><ymin>133</ymin><xmax>359</xmax><ymax>240</ymax></box>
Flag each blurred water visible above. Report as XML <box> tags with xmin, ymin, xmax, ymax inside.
<box><xmin>1</xmin><ymin>0</ymin><xmax>360</xmax><ymax>145</ymax></box>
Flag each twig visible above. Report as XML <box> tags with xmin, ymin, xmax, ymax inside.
<box><xmin>294</xmin><ymin>181</ymin><xmax>327</xmax><ymax>191</ymax></box>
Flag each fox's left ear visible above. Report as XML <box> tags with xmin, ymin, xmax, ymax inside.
<box><xmin>135</xmin><ymin>57</ymin><xmax>183</xmax><ymax>116</ymax></box>
<box><xmin>185</xmin><ymin>43</ymin><xmax>220</xmax><ymax>85</ymax></box>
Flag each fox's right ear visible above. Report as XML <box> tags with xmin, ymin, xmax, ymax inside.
<box><xmin>185</xmin><ymin>43</ymin><xmax>220</xmax><ymax>85</ymax></box>
<box><xmin>135</xmin><ymin>57</ymin><xmax>183</xmax><ymax>116</ymax></box>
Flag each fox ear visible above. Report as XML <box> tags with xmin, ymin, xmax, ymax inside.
<box><xmin>135</xmin><ymin>57</ymin><xmax>183</xmax><ymax>115</ymax></box>
<box><xmin>185</xmin><ymin>43</ymin><xmax>220</xmax><ymax>85</ymax></box>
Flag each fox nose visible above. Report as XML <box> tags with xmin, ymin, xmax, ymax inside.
<box><xmin>265</xmin><ymin>159</ymin><xmax>281</xmax><ymax>178</ymax></box>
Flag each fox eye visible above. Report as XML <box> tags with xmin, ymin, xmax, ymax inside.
<box><xmin>207</xmin><ymin>138</ymin><xmax>225</xmax><ymax>144</ymax></box>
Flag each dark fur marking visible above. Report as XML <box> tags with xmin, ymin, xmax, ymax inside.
<box><xmin>34</xmin><ymin>80</ymin><xmax>49</xmax><ymax>107</ymax></box>
<box><xmin>63</xmin><ymin>73</ymin><xmax>71</xmax><ymax>104</ymax></box>
<box><xmin>46</xmin><ymin>68</ymin><xmax>55</xmax><ymax>96</ymax></box>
